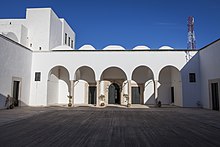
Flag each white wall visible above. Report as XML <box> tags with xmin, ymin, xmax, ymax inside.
<box><xmin>49</xmin><ymin>9</ymin><xmax>62</xmax><ymax>50</ymax></box>
<box><xmin>30</xmin><ymin>50</ymin><xmax>198</xmax><ymax>107</ymax></box>
<box><xmin>26</xmin><ymin>8</ymin><xmax>68</xmax><ymax>51</ymax></box>
<box><xmin>58</xmin><ymin>80</ymin><xmax>69</xmax><ymax>104</ymax></box>
<box><xmin>26</xmin><ymin>8</ymin><xmax>51</xmax><ymax>51</ymax></box>
<box><xmin>181</xmin><ymin>52</ymin><xmax>201</xmax><ymax>107</ymax></box>
<box><xmin>0</xmin><ymin>35</ymin><xmax>32</xmax><ymax>109</ymax></box>
<box><xmin>0</xmin><ymin>19</ymin><xmax>28</xmax><ymax>46</ymax></box>
<box><xmin>74</xmin><ymin>80</ymin><xmax>87</xmax><ymax>104</ymax></box>
<box><xmin>199</xmin><ymin>40</ymin><xmax>220</xmax><ymax>109</ymax></box>
<box><xmin>144</xmin><ymin>79</ymin><xmax>155</xmax><ymax>104</ymax></box>
<box><xmin>0</xmin><ymin>8</ymin><xmax>75</xmax><ymax>51</ymax></box>
<box><xmin>60</xmin><ymin>19</ymin><xmax>75</xmax><ymax>49</ymax></box>
<box><xmin>47</xmin><ymin>74</ymin><xmax>59</xmax><ymax>105</ymax></box>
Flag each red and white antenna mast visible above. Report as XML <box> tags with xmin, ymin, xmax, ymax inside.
<box><xmin>187</xmin><ymin>16</ymin><xmax>196</xmax><ymax>50</ymax></box>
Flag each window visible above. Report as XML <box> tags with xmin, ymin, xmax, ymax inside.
<box><xmin>39</xmin><ymin>47</ymin><xmax>41</xmax><ymax>50</ymax></box>
<box><xmin>65</xmin><ymin>33</ymin><xmax>67</xmax><ymax>44</ymax></box>
<box><xmin>189</xmin><ymin>73</ymin><xmax>196</xmax><ymax>82</ymax></box>
<box><xmin>71</xmin><ymin>40</ymin><xmax>73</xmax><ymax>48</ymax></box>
<box><xmin>68</xmin><ymin>37</ymin><xmax>70</xmax><ymax>46</ymax></box>
<box><xmin>35</xmin><ymin>72</ymin><xmax>41</xmax><ymax>81</ymax></box>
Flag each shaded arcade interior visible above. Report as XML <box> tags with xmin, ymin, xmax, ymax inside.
<box><xmin>46</xmin><ymin>65</ymin><xmax>183</xmax><ymax>106</ymax></box>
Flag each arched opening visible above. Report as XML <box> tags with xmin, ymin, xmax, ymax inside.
<box><xmin>74</xmin><ymin>66</ymin><xmax>96</xmax><ymax>104</ymax></box>
<box><xmin>100</xmin><ymin>67</ymin><xmax>127</xmax><ymax>105</ymax></box>
<box><xmin>158</xmin><ymin>66</ymin><xmax>183</xmax><ymax>106</ymax></box>
<box><xmin>132</xmin><ymin>66</ymin><xmax>154</xmax><ymax>104</ymax></box>
<box><xmin>5</xmin><ymin>32</ymin><xmax>19</xmax><ymax>42</ymax></box>
<box><xmin>108</xmin><ymin>83</ymin><xmax>120</xmax><ymax>104</ymax></box>
<box><xmin>47</xmin><ymin>66</ymin><xmax>70</xmax><ymax>106</ymax></box>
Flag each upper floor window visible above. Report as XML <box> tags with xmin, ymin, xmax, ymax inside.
<box><xmin>65</xmin><ymin>33</ymin><xmax>67</xmax><ymax>44</ymax></box>
<box><xmin>68</xmin><ymin>37</ymin><xmax>70</xmax><ymax>46</ymax></box>
<box><xmin>189</xmin><ymin>73</ymin><xmax>196</xmax><ymax>83</ymax></box>
<box><xmin>35</xmin><ymin>72</ymin><xmax>41</xmax><ymax>81</ymax></box>
<box><xmin>71</xmin><ymin>40</ymin><xmax>73</xmax><ymax>48</ymax></box>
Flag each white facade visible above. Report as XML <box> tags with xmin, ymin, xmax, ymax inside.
<box><xmin>0</xmin><ymin>8</ymin><xmax>75</xmax><ymax>51</ymax></box>
<box><xmin>0</xmin><ymin>8</ymin><xmax>220</xmax><ymax>111</ymax></box>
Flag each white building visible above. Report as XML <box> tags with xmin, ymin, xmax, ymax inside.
<box><xmin>0</xmin><ymin>8</ymin><xmax>220</xmax><ymax>111</ymax></box>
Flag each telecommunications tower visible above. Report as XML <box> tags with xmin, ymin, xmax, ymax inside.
<box><xmin>187</xmin><ymin>16</ymin><xmax>196</xmax><ymax>50</ymax></box>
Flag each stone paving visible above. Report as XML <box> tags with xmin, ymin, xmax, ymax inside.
<box><xmin>0</xmin><ymin>106</ymin><xmax>220</xmax><ymax>147</ymax></box>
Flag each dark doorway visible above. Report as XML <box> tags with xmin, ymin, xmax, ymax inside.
<box><xmin>108</xmin><ymin>83</ymin><xmax>120</xmax><ymax>104</ymax></box>
<box><xmin>13</xmin><ymin>81</ymin><xmax>20</xmax><ymax>107</ymax></box>
<box><xmin>132</xmin><ymin>87</ymin><xmax>141</xmax><ymax>104</ymax></box>
<box><xmin>171</xmin><ymin>87</ymin><xmax>174</xmax><ymax>103</ymax></box>
<box><xmin>88</xmin><ymin>86</ymin><xmax>96</xmax><ymax>104</ymax></box>
<box><xmin>211</xmin><ymin>83</ymin><xmax>219</xmax><ymax>111</ymax></box>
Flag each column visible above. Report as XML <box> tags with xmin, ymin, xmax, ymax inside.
<box><xmin>100</xmin><ymin>81</ymin><xmax>105</xmax><ymax>96</ymax></box>
<box><xmin>128</xmin><ymin>80</ymin><xmax>132</xmax><ymax>105</ymax></box>
<box><xmin>96</xmin><ymin>80</ymin><xmax>100</xmax><ymax>106</ymax></box>
<box><xmin>69</xmin><ymin>80</ymin><xmax>75</xmax><ymax>106</ymax></box>
<box><xmin>154</xmin><ymin>79</ymin><xmax>158</xmax><ymax>105</ymax></box>
<box><xmin>123</xmin><ymin>81</ymin><xmax>129</xmax><ymax>105</ymax></box>
<box><xmin>124</xmin><ymin>81</ymin><xmax>128</xmax><ymax>95</ymax></box>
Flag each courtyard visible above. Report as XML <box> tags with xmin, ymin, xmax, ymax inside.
<box><xmin>0</xmin><ymin>106</ymin><xmax>220</xmax><ymax>147</ymax></box>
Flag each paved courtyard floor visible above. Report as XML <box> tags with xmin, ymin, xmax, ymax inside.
<box><xmin>0</xmin><ymin>106</ymin><xmax>220</xmax><ymax>147</ymax></box>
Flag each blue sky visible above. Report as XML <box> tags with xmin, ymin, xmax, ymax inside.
<box><xmin>0</xmin><ymin>0</ymin><xmax>220</xmax><ymax>50</ymax></box>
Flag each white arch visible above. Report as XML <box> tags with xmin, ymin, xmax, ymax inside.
<box><xmin>51</xmin><ymin>45</ymin><xmax>74</xmax><ymax>51</ymax></box>
<box><xmin>79</xmin><ymin>44</ymin><xmax>96</xmax><ymax>50</ymax></box>
<box><xmin>159</xmin><ymin>46</ymin><xmax>174</xmax><ymax>50</ymax></box>
<box><xmin>47</xmin><ymin>65</ymin><xmax>70</xmax><ymax>106</ymax></box>
<box><xmin>5</xmin><ymin>32</ymin><xmax>18</xmax><ymax>42</ymax></box>
<box><xmin>131</xmin><ymin>65</ymin><xmax>154</xmax><ymax>83</ymax></box>
<box><xmin>131</xmin><ymin>65</ymin><xmax>155</xmax><ymax>105</ymax></box>
<box><xmin>47</xmin><ymin>65</ymin><xmax>71</xmax><ymax>80</ymax></box>
<box><xmin>158</xmin><ymin>65</ymin><xmax>182</xmax><ymax>106</ymax></box>
<box><xmin>74</xmin><ymin>65</ymin><xmax>96</xmax><ymax>84</ymax></box>
<box><xmin>100</xmin><ymin>66</ymin><xmax>128</xmax><ymax>80</ymax></box>
<box><xmin>133</xmin><ymin>45</ymin><xmax>150</xmax><ymax>50</ymax></box>
<box><xmin>103</xmin><ymin>45</ymin><xmax>125</xmax><ymax>50</ymax></box>
<box><xmin>157</xmin><ymin>65</ymin><xmax>181</xmax><ymax>80</ymax></box>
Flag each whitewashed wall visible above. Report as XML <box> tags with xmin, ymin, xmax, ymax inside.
<box><xmin>30</xmin><ymin>50</ymin><xmax>198</xmax><ymax>107</ymax></box>
<box><xmin>49</xmin><ymin>10</ymin><xmax>62</xmax><ymax>50</ymax></box>
<box><xmin>199</xmin><ymin>39</ymin><xmax>220</xmax><ymax>109</ymax></box>
<box><xmin>74</xmin><ymin>80</ymin><xmax>87</xmax><ymax>104</ymax></box>
<box><xmin>144</xmin><ymin>79</ymin><xmax>154</xmax><ymax>104</ymax></box>
<box><xmin>0</xmin><ymin>19</ymin><xmax>28</xmax><ymax>46</ymax></box>
<box><xmin>60</xmin><ymin>19</ymin><xmax>75</xmax><ymax>49</ymax></box>
<box><xmin>181</xmin><ymin>52</ymin><xmax>201</xmax><ymax>107</ymax></box>
<box><xmin>26</xmin><ymin>8</ymin><xmax>51</xmax><ymax>51</ymax></box>
<box><xmin>0</xmin><ymin>35</ymin><xmax>32</xmax><ymax>109</ymax></box>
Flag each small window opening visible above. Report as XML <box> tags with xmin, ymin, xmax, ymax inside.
<box><xmin>35</xmin><ymin>72</ymin><xmax>41</xmax><ymax>81</ymax></box>
<box><xmin>65</xmin><ymin>33</ymin><xmax>67</xmax><ymax>44</ymax></box>
<box><xmin>71</xmin><ymin>40</ymin><xmax>73</xmax><ymax>48</ymax></box>
<box><xmin>189</xmin><ymin>73</ymin><xmax>196</xmax><ymax>83</ymax></box>
<box><xmin>68</xmin><ymin>37</ymin><xmax>70</xmax><ymax>46</ymax></box>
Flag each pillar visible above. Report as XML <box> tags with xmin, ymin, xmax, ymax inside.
<box><xmin>100</xmin><ymin>81</ymin><xmax>105</xmax><ymax>96</ymax></box>
<box><xmin>154</xmin><ymin>79</ymin><xmax>158</xmax><ymax>104</ymax></box>
<box><xmin>124</xmin><ymin>81</ymin><xmax>128</xmax><ymax>95</ymax></box>
<box><xmin>69</xmin><ymin>80</ymin><xmax>75</xmax><ymax>106</ymax></box>
<box><xmin>128</xmin><ymin>80</ymin><xmax>132</xmax><ymax>105</ymax></box>
<box><xmin>96</xmin><ymin>80</ymin><xmax>100</xmax><ymax>106</ymax></box>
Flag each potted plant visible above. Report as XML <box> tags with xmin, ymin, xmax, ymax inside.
<box><xmin>123</xmin><ymin>94</ymin><xmax>131</xmax><ymax>107</ymax></box>
<box><xmin>99</xmin><ymin>94</ymin><xmax>105</xmax><ymax>106</ymax></box>
<box><xmin>67</xmin><ymin>95</ymin><xmax>72</xmax><ymax>107</ymax></box>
